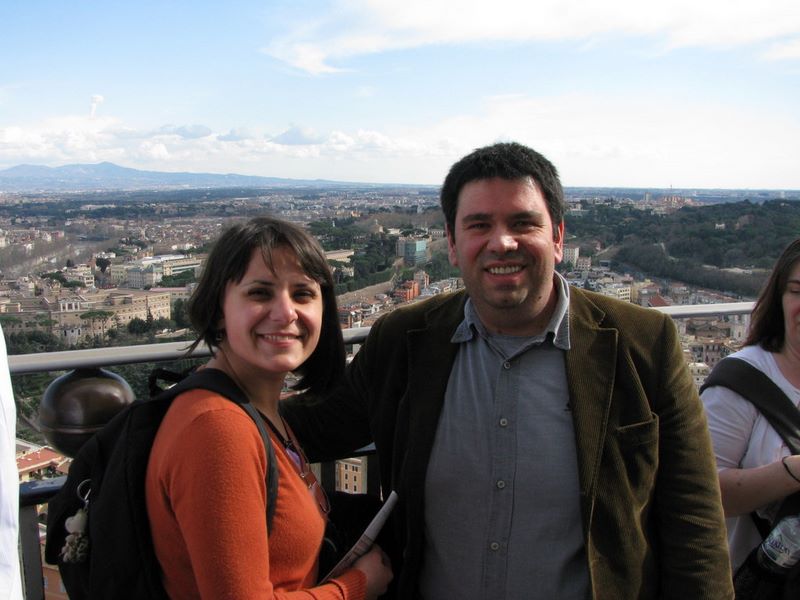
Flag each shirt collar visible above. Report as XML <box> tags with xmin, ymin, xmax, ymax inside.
<box><xmin>451</xmin><ymin>272</ymin><xmax>571</xmax><ymax>351</ymax></box>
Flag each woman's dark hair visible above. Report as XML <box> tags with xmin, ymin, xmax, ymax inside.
<box><xmin>745</xmin><ymin>238</ymin><xmax>800</xmax><ymax>352</ymax></box>
<box><xmin>440</xmin><ymin>141</ymin><xmax>565</xmax><ymax>239</ymax></box>
<box><xmin>187</xmin><ymin>216</ymin><xmax>344</xmax><ymax>394</ymax></box>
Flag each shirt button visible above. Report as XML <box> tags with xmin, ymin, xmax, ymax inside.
<box><xmin>490</xmin><ymin>542</ymin><xmax>500</xmax><ymax>551</ymax></box>
<box><xmin>503</xmin><ymin>361</ymin><xmax>512</xmax><ymax>369</ymax></box>
<box><xmin>499</xmin><ymin>417</ymin><xmax>508</xmax><ymax>427</ymax></box>
<box><xmin>496</xmin><ymin>480</ymin><xmax>506</xmax><ymax>489</ymax></box>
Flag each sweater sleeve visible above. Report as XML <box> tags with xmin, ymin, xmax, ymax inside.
<box><xmin>151</xmin><ymin>396</ymin><xmax>367</xmax><ymax>599</ymax></box>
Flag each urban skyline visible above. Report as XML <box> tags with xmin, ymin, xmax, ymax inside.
<box><xmin>2</xmin><ymin>0</ymin><xmax>799</xmax><ymax>189</ymax></box>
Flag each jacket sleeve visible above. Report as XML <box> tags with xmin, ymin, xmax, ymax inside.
<box><xmin>651</xmin><ymin>315</ymin><xmax>734</xmax><ymax>599</ymax></box>
<box><xmin>282</xmin><ymin>316</ymin><xmax>384</xmax><ymax>462</ymax></box>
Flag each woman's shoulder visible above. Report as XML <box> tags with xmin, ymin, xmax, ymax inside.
<box><xmin>726</xmin><ymin>345</ymin><xmax>782</xmax><ymax>381</ymax></box>
<box><xmin>158</xmin><ymin>389</ymin><xmax>262</xmax><ymax>446</ymax></box>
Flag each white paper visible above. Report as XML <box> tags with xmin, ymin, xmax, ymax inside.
<box><xmin>321</xmin><ymin>490</ymin><xmax>398</xmax><ymax>582</ymax></box>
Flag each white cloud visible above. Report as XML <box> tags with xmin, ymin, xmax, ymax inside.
<box><xmin>264</xmin><ymin>0</ymin><xmax>800</xmax><ymax>73</ymax></box>
<box><xmin>763</xmin><ymin>37</ymin><xmax>800</xmax><ymax>60</ymax></box>
<box><xmin>1</xmin><ymin>96</ymin><xmax>798</xmax><ymax>188</ymax></box>
<box><xmin>158</xmin><ymin>124</ymin><xmax>213</xmax><ymax>139</ymax></box>
<box><xmin>218</xmin><ymin>127</ymin><xmax>256</xmax><ymax>142</ymax></box>
<box><xmin>271</xmin><ymin>125</ymin><xmax>325</xmax><ymax>145</ymax></box>
<box><xmin>90</xmin><ymin>95</ymin><xmax>104</xmax><ymax>119</ymax></box>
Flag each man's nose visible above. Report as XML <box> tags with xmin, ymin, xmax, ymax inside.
<box><xmin>487</xmin><ymin>229</ymin><xmax>518</xmax><ymax>253</ymax></box>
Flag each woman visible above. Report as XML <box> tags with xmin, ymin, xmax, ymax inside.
<box><xmin>145</xmin><ymin>217</ymin><xmax>392</xmax><ymax>599</ymax></box>
<box><xmin>702</xmin><ymin>238</ymin><xmax>800</xmax><ymax>570</ymax></box>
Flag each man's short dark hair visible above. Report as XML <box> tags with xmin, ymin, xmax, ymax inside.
<box><xmin>440</xmin><ymin>142</ymin><xmax>565</xmax><ymax>237</ymax></box>
<box><xmin>187</xmin><ymin>216</ymin><xmax>344</xmax><ymax>395</ymax></box>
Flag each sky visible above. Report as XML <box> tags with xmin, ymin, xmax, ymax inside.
<box><xmin>1</xmin><ymin>0</ymin><xmax>799</xmax><ymax>189</ymax></box>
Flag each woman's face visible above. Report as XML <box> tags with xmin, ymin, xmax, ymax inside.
<box><xmin>217</xmin><ymin>246</ymin><xmax>323</xmax><ymax>380</ymax></box>
<box><xmin>782</xmin><ymin>260</ymin><xmax>800</xmax><ymax>352</ymax></box>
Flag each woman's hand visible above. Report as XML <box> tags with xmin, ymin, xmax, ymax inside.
<box><xmin>353</xmin><ymin>544</ymin><xmax>393</xmax><ymax>600</ymax></box>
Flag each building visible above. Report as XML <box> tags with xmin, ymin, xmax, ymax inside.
<box><xmin>126</xmin><ymin>263</ymin><xmax>164</xmax><ymax>289</ymax></box>
<box><xmin>16</xmin><ymin>447</ymin><xmax>69</xmax><ymax>482</ymax></box>
<box><xmin>393</xmin><ymin>280</ymin><xmax>420</xmax><ymax>303</ymax></box>
<box><xmin>335</xmin><ymin>457</ymin><xmax>366</xmax><ymax>493</ymax></box>
<box><xmin>563</xmin><ymin>245</ymin><xmax>580</xmax><ymax>268</ymax></box>
<box><xmin>687</xmin><ymin>361</ymin><xmax>711</xmax><ymax>391</ymax></box>
<box><xmin>63</xmin><ymin>266</ymin><xmax>95</xmax><ymax>289</ymax></box>
<box><xmin>397</xmin><ymin>238</ymin><xmax>428</xmax><ymax>266</ymax></box>
<box><xmin>575</xmin><ymin>256</ymin><xmax>591</xmax><ymax>271</ymax></box>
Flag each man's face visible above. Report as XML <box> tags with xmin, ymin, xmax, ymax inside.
<box><xmin>447</xmin><ymin>177</ymin><xmax>564</xmax><ymax>335</ymax></box>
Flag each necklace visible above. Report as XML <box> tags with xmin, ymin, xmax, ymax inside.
<box><xmin>260</xmin><ymin>412</ymin><xmax>331</xmax><ymax>515</ymax></box>
<box><xmin>261</xmin><ymin>413</ymin><xmax>304</xmax><ymax>471</ymax></box>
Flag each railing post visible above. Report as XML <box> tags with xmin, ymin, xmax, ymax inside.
<box><xmin>366</xmin><ymin>453</ymin><xmax>381</xmax><ymax>498</ymax></box>
<box><xmin>19</xmin><ymin>503</ymin><xmax>44</xmax><ymax>600</ymax></box>
<box><xmin>319</xmin><ymin>460</ymin><xmax>337</xmax><ymax>495</ymax></box>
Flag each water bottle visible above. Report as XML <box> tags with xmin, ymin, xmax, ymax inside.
<box><xmin>733</xmin><ymin>514</ymin><xmax>800</xmax><ymax>599</ymax></box>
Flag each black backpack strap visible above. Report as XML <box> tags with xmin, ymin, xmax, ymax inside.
<box><xmin>702</xmin><ymin>356</ymin><xmax>800</xmax><ymax>537</ymax></box>
<box><xmin>702</xmin><ymin>357</ymin><xmax>800</xmax><ymax>455</ymax></box>
<box><xmin>157</xmin><ymin>368</ymin><xmax>279</xmax><ymax>532</ymax></box>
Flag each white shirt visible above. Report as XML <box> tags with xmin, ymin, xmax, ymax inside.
<box><xmin>701</xmin><ymin>344</ymin><xmax>800</xmax><ymax>570</ymax></box>
<box><xmin>0</xmin><ymin>328</ymin><xmax>22</xmax><ymax>599</ymax></box>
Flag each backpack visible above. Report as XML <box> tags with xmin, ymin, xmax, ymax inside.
<box><xmin>43</xmin><ymin>367</ymin><xmax>279</xmax><ymax>600</ymax></box>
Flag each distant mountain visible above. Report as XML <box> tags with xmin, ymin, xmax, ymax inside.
<box><xmin>0</xmin><ymin>162</ymin><xmax>366</xmax><ymax>192</ymax></box>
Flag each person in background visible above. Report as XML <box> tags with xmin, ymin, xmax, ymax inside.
<box><xmin>702</xmin><ymin>238</ymin><xmax>800</xmax><ymax>570</ymax></box>
<box><xmin>284</xmin><ymin>142</ymin><xmax>733</xmax><ymax>599</ymax></box>
<box><xmin>145</xmin><ymin>217</ymin><xmax>392</xmax><ymax>599</ymax></box>
<box><xmin>0</xmin><ymin>326</ymin><xmax>23</xmax><ymax>600</ymax></box>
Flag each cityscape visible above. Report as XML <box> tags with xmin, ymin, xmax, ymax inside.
<box><xmin>2</xmin><ymin>167</ymin><xmax>797</xmax><ymax>597</ymax></box>
<box><xmin>5</xmin><ymin>1</ymin><xmax>800</xmax><ymax>597</ymax></box>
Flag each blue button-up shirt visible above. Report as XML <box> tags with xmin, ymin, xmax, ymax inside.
<box><xmin>419</xmin><ymin>274</ymin><xmax>590</xmax><ymax>599</ymax></box>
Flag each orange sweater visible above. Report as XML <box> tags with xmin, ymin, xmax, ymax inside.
<box><xmin>145</xmin><ymin>389</ymin><xmax>366</xmax><ymax>599</ymax></box>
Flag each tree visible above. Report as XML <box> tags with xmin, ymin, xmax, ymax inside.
<box><xmin>41</xmin><ymin>271</ymin><xmax>67</xmax><ymax>284</ymax></box>
<box><xmin>172</xmin><ymin>298</ymin><xmax>191</xmax><ymax>329</ymax></box>
<box><xmin>128</xmin><ymin>318</ymin><xmax>149</xmax><ymax>335</ymax></box>
<box><xmin>66</xmin><ymin>259</ymin><xmax>75</xmax><ymax>268</ymax></box>
<box><xmin>95</xmin><ymin>257</ymin><xmax>111</xmax><ymax>273</ymax></box>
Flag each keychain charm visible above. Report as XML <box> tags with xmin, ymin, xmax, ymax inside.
<box><xmin>60</xmin><ymin>479</ymin><xmax>91</xmax><ymax>563</ymax></box>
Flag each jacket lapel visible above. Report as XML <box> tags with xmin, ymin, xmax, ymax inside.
<box><xmin>400</xmin><ymin>293</ymin><xmax>466</xmax><ymax>495</ymax></box>
<box><xmin>565</xmin><ymin>289</ymin><xmax>618</xmax><ymax>533</ymax></box>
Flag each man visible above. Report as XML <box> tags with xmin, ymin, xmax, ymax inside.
<box><xmin>286</xmin><ymin>142</ymin><xmax>733</xmax><ymax>598</ymax></box>
<box><xmin>0</xmin><ymin>326</ymin><xmax>22</xmax><ymax>600</ymax></box>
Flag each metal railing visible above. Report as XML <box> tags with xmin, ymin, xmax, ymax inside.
<box><xmin>15</xmin><ymin>302</ymin><xmax>753</xmax><ymax>598</ymax></box>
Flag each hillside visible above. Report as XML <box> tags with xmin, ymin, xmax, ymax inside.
<box><xmin>568</xmin><ymin>199</ymin><xmax>800</xmax><ymax>297</ymax></box>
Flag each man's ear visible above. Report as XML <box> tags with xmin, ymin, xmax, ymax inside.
<box><xmin>446</xmin><ymin>225</ymin><xmax>458</xmax><ymax>267</ymax></box>
<box><xmin>553</xmin><ymin>221</ymin><xmax>565</xmax><ymax>264</ymax></box>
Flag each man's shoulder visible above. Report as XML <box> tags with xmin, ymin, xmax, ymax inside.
<box><xmin>378</xmin><ymin>290</ymin><xmax>466</xmax><ymax>329</ymax></box>
<box><xmin>570</xmin><ymin>286</ymin><xmax>667</xmax><ymax>325</ymax></box>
